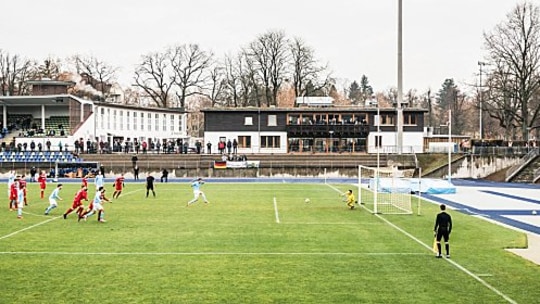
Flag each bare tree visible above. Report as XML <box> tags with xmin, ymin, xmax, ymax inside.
<box><xmin>134</xmin><ymin>51</ymin><xmax>176</xmax><ymax>108</ymax></box>
<box><xmin>170</xmin><ymin>44</ymin><xmax>213</xmax><ymax>108</ymax></box>
<box><xmin>248</xmin><ymin>30</ymin><xmax>289</xmax><ymax>106</ymax></box>
<box><xmin>222</xmin><ymin>53</ymin><xmax>241</xmax><ymax>107</ymax></box>
<box><xmin>0</xmin><ymin>50</ymin><xmax>34</xmax><ymax>96</ymax></box>
<box><xmin>484</xmin><ymin>2</ymin><xmax>540</xmax><ymax>140</ymax></box>
<box><xmin>205</xmin><ymin>64</ymin><xmax>226</xmax><ymax>107</ymax></box>
<box><xmin>35</xmin><ymin>56</ymin><xmax>63</xmax><ymax>79</ymax></box>
<box><xmin>71</xmin><ymin>54</ymin><xmax>117</xmax><ymax>99</ymax></box>
<box><xmin>290</xmin><ymin>37</ymin><xmax>330</xmax><ymax>103</ymax></box>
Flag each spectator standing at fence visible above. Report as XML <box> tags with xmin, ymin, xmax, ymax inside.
<box><xmin>133</xmin><ymin>165</ymin><xmax>139</xmax><ymax>181</ymax></box>
<box><xmin>161</xmin><ymin>169</ymin><xmax>169</xmax><ymax>183</ymax></box>
<box><xmin>233</xmin><ymin>139</ymin><xmax>238</xmax><ymax>154</ymax></box>
<box><xmin>142</xmin><ymin>141</ymin><xmax>148</xmax><ymax>154</ymax></box>
<box><xmin>156</xmin><ymin>141</ymin><xmax>161</xmax><ymax>154</ymax></box>
<box><xmin>226</xmin><ymin>139</ymin><xmax>232</xmax><ymax>154</ymax></box>
<box><xmin>206</xmin><ymin>142</ymin><xmax>212</xmax><ymax>154</ymax></box>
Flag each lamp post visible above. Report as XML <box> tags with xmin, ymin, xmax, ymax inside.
<box><xmin>396</xmin><ymin>0</ymin><xmax>404</xmax><ymax>154</ymax></box>
<box><xmin>329</xmin><ymin>130</ymin><xmax>334</xmax><ymax>153</ymax></box>
<box><xmin>448</xmin><ymin>109</ymin><xmax>452</xmax><ymax>182</ymax></box>
<box><xmin>478</xmin><ymin>61</ymin><xmax>486</xmax><ymax>139</ymax></box>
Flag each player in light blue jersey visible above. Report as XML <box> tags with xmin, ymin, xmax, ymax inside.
<box><xmin>7</xmin><ymin>170</ymin><xmax>15</xmax><ymax>198</ymax></box>
<box><xmin>94</xmin><ymin>172</ymin><xmax>104</xmax><ymax>189</ymax></box>
<box><xmin>45</xmin><ymin>184</ymin><xmax>63</xmax><ymax>215</ymax></box>
<box><xmin>186</xmin><ymin>178</ymin><xmax>210</xmax><ymax>206</ymax></box>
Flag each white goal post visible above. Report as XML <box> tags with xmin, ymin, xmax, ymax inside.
<box><xmin>358</xmin><ymin>165</ymin><xmax>414</xmax><ymax>215</ymax></box>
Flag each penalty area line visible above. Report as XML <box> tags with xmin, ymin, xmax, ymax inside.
<box><xmin>0</xmin><ymin>251</ymin><xmax>428</xmax><ymax>256</ymax></box>
<box><xmin>0</xmin><ymin>216</ymin><xmax>61</xmax><ymax>241</ymax></box>
<box><xmin>273</xmin><ymin>196</ymin><xmax>280</xmax><ymax>223</ymax></box>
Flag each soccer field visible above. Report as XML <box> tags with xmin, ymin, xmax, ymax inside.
<box><xmin>1</xmin><ymin>182</ymin><xmax>539</xmax><ymax>303</ymax></box>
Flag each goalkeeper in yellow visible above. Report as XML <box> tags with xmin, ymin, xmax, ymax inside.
<box><xmin>341</xmin><ymin>189</ymin><xmax>357</xmax><ymax>210</ymax></box>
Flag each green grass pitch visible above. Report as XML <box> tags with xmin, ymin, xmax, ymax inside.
<box><xmin>0</xmin><ymin>182</ymin><xmax>539</xmax><ymax>303</ymax></box>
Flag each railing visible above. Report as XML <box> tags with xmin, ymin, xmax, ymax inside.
<box><xmin>505</xmin><ymin>148</ymin><xmax>539</xmax><ymax>181</ymax></box>
<box><xmin>532</xmin><ymin>167</ymin><xmax>540</xmax><ymax>183</ymax></box>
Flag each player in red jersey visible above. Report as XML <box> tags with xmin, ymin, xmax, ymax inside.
<box><xmin>37</xmin><ymin>171</ymin><xmax>47</xmax><ymax>199</ymax></box>
<box><xmin>112</xmin><ymin>174</ymin><xmax>125</xmax><ymax>199</ymax></box>
<box><xmin>81</xmin><ymin>175</ymin><xmax>88</xmax><ymax>188</ymax></box>
<box><xmin>8</xmin><ymin>177</ymin><xmax>19</xmax><ymax>210</ymax></box>
<box><xmin>19</xmin><ymin>175</ymin><xmax>28</xmax><ymax>206</ymax></box>
<box><xmin>63</xmin><ymin>185</ymin><xmax>88</xmax><ymax>219</ymax></box>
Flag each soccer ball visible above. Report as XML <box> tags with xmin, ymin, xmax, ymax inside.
<box><xmin>304</xmin><ymin>198</ymin><xmax>310</xmax><ymax>203</ymax></box>
<box><xmin>533</xmin><ymin>210</ymin><xmax>537</xmax><ymax>215</ymax></box>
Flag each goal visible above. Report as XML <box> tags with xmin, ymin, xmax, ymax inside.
<box><xmin>358</xmin><ymin>165</ymin><xmax>413</xmax><ymax>214</ymax></box>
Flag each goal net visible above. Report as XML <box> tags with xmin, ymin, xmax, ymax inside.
<box><xmin>358</xmin><ymin>165</ymin><xmax>413</xmax><ymax>215</ymax></box>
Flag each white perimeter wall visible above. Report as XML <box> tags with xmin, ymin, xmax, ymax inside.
<box><xmin>367</xmin><ymin>131</ymin><xmax>424</xmax><ymax>154</ymax></box>
<box><xmin>205</xmin><ymin>131</ymin><xmax>288</xmax><ymax>154</ymax></box>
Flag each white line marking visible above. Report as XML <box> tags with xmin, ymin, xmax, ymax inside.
<box><xmin>0</xmin><ymin>188</ymin><xmax>144</xmax><ymax>242</ymax></box>
<box><xmin>0</xmin><ymin>251</ymin><xmax>427</xmax><ymax>256</ymax></box>
<box><xmin>0</xmin><ymin>216</ymin><xmax>61</xmax><ymax>241</ymax></box>
<box><xmin>325</xmin><ymin>183</ymin><xmax>517</xmax><ymax>304</ymax></box>
<box><xmin>273</xmin><ymin>196</ymin><xmax>280</xmax><ymax>223</ymax></box>
<box><xmin>22</xmin><ymin>211</ymin><xmax>49</xmax><ymax>218</ymax></box>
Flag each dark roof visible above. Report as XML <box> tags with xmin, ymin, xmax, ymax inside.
<box><xmin>27</xmin><ymin>80</ymin><xmax>75</xmax><ymax>86</ymax></box>
<box><xmin>93</xmin><ymin>101</ymin><xmax>187</xmax><ymax>113</ymax></box>
<box><xmin>0</xmin><ymin>94</ymin><xmax>90</xmax><ymax>106</ymax></box>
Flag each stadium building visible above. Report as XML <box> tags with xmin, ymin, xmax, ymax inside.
<box><xmin>202</xmin><ymin>106</ymin><xmax>428</xmax><ymax>154</ymax></box>
<box><xmin>0</xmin><ymin>79</ymin><xmax>188</xmax><ymax>158</ymax></box>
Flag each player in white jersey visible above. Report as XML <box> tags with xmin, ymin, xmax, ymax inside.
<box><xmin>45</xmin><ymin>184</ymin><xmax>63</xmax><ymax>215</ymax></box>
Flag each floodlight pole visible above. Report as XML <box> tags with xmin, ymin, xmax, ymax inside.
<box><xmin>448</xmin><ymin>110</ymin><xmax>452</xmax><ymax>182</ymax></box>
<box><xmin>478</xmin><ymin>61</ymin><xmax>486</xmax><ymax>139</ymax></box>
<box><xmin>375</xmin><ymin>104</ymin><xmax>380</xmax><ymax>214</ymax></box>
<box><xmin>396</xmin><ymin>0</ymin><xmax>404</xmax><ymax>155</ymax></box>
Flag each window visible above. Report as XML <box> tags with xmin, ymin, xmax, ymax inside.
<box><xmin>162</xmin><ymin>114</ymin><xmax>167</xmax><ymax>131</ymax></box>
<box><xmin>127</xmin><ymin>111</ymin><xmax>130</xmax><ymax>130</ymax></box>
<box><xmin>120</xmin><ymin>111</ymin><xmax>124</xmax><ymax>130</ymax></box>
<box><xmin>288</xmin><ymin>114</ymin><xmax>300</xmax><ymax>125</ymax></box>
<box><xmin>375</xmin><ymin>135</ymin><xmax>382</xmax><ymax>147</ymax></box>
<box><xmin>141</xmin><ymin>112</ymin><xmax>144</xmax><ymax>130</ymax></box>
<box><xmin>261</xmin><ymin>136</ymin><xmax>280</xmax><ymax>148</ymax></box>
<box><xmin>133</xmin><ymin>111</ymin><xmax>137</xmax><ymax>130</ymax></box>
<box><xmin>267</xmin><ymin>115</ymin><xmax>277</xmax><ymax>126</ymax></box>
<box><xmin>404</xmin><ymin>113</ymin><xmax>417</xmax><ymax>125</ymax></box>
<box><xmin>100</xmin><ymin>108</ymin><xmax>105</xmax><ymax>129</ymax></box>
<box><xmin>238</xmin><ymin>136</ymin><xmax>251</xmax><ymax>148</ymax></box>
<box><xmin>302</xmin><ymin>114</ymin><xmax>313</xmax><ymax>125</ymax></box>
<box><xmin>154</xmin><ymin>114</ymin><xmax>159</xmax><ymax>131</ymax></box>
<box><xmin>244</xmin><ymin>116</ymin><xmax>253</xmax><ymax>125</ymax></box>
<box><xmin>178</xmin><ymin>114</ymin><xmax>183</xmax><ymax>131</ymax></box>
<box><xmin>381</xmin><ymin>114</ymin><xmax>394</xmax><ymax>125</ymax></box>
<box><xmin>147</xmin><ymin>113</ymin><xmax>151</xmax><ymax>131</ymax></box>
<box><xmin>113</xmin><ymin>110</ymin><xmax>117</xmax><ymax>130</ymax></box>
<box><xmin>107</xmin><ymin>109</ymin><xmax>111</xmax><ymax>129</ymax></box>
<box><xmin>170</xmin><ymin>114</ymin><xmax>174</xmax><ymax>131</ymax></box>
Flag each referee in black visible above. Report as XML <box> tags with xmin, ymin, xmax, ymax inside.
<box><xmin>146</xmin><ymin>174</ymin><xmax>156</xmax><ymax>198</ymax></box>
<box><xmin>434</xmin><ymin>204</ymin><xmax>452</xmax><ymax>258</ymax></box>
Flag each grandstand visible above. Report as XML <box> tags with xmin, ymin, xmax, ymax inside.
<box><xmin>0</xmin><ymin>151</ymin><xmax>77</xmax><ymax>163</ymax></box>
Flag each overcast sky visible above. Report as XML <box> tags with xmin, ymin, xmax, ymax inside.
<box><xmin>0</xmin><ymin>0</ymin><xmax>525</xmax><ymax>94</ymax></box>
